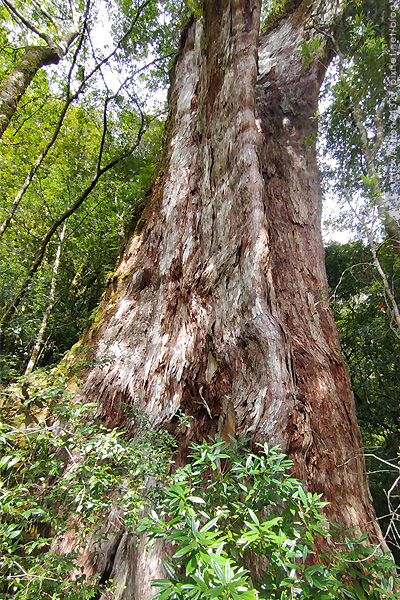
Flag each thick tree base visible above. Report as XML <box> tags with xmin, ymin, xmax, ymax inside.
<box><xmin>60</xmin><ymin>0</ymin><xmax>383</xmax><ymax>596</ymax></box>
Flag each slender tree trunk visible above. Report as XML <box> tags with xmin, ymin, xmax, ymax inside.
<box><xmin>0</xmin><ymin>45</ymin><xmax>60</xmax><ymax>138</ymax></box>
<box><xmin>0</xmin><ymin>94</ymin><xmax>73</xmax><ymax>241</ymax></box>
<box><xmin>24</xmin><ymin>220</ymin><xmax>67</xmax><ymax>375</ymax></box>
<box><xmin>59</xmin><ymin>0</ymin><xmax>383</xmax><ymax>596</ymax></box>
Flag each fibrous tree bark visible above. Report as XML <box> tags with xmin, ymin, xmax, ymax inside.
<box><xmin>59</xmin><ymin>0</ymin><xmax>384</xmax><ymax>596</ymax></box>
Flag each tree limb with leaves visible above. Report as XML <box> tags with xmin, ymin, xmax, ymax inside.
<box><xmin>0</xmin><ymin>0</ymin><xmax>85</xmax><ymax>137</ymax></box>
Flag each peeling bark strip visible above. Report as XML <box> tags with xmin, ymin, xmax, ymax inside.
<box><xmin>66</xmin><ymin>0</ymin><xmax>382</xmax><ymax>595</ymax></box>
<box><xmin>0</xmin><ymin>46</ymin><xmax>60</xmax><ymax>138</ymax></box>
<box><xmin>83</xmin><ymin>0</ymin><xmax>270</xmax><ymax>441</ymax></box>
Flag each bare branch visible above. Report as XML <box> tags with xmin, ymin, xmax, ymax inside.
<box><xmin>67</xmin><ymin>0</ymin><xmax>91</xmax><ymax>93</ymax></box>
<box><xmin>0</xmin><ymin>0</ymin><xmax>167</xmax><ymax>236</ymax></box>
<box><xmin>344</xmin><ymin>192</ymin><xmax>400</xmax><ymax>338</ymax></box>
<box><xmin>0</xmin><ymin>3</ymin><xmax>92</xmax><ymax>237</ymax></box>
<box><xmin>11</xmin><ymin>93</ymin><xmax>52</xmax><ymax>136</ymax></box>
<box><xmin>25</xmin><ymin>220</ymin><xmax>68</xmax><ymax>375</ymax></box>
<box><xmin>0</xmin><ymin>62</ymin><xmax>84</xmax><ymax>239</ymax></box>
<box><xmin>69</xmin><ymin>0</ymin><xmax>78</xmax><ymax>25</ymax></box>
<box><xmin>97</xmin><ymin>95</ymin><xmax>112</xmax><ymax>173</ymax></box>
<box><xmin>329</xmin><ymin>262</ymin><xmax>372</xmax><ymax>302</ymax></box>
<box><xmin>87</xmin><ymin>27</ymin><xmax>111</xmax><ymax>94</ymax></box>
<box><xmin>372</xmin><ymin>89</ymin><xmax>389</xmax><ymax>153</ymax></box>
<box><xmin>83</xmin><ymin>0</ymin><xmax>153</xmax><ymax>78</ymax></box>
<box><xmin>350</xmin><ymin>100</ymin><xmax>400</xmax><ymax>256</ymax></box>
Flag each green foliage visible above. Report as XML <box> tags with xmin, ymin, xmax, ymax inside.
<box><xmin>325</xmin><ymin>241</ymin><xmax>400</xmax><ymax>559</ymax></box>
<box><xmin>108</xmin><ymin>0</ymin><xmax>190</xmax><ymax>90</ymax></box>
<box><xmin>0</xmin><ymin>0</ymin><xmax>187</xmax><ymax>377</ymax></box>
<box><xmin>326</xmin><ymin>240</ymin><xmax>400</xmax><ymax>450</ymax></box>
<box><xmin>319</xmin><ymin>0</ymin><xmax>399</xmax><ymax>226</ymax></box>
<box><xmin>184</xmin><ymin>0</ymin><xmax>202</xmax><ymax>19</ymax></box>
<box><xmin>261</xmin><ymin>0</ymin><xmax>291</xmax><ymax>31</ymax></box>
<box><xmin>319</xmin><ymin>3</ymin><xmax>400</xmax><ymax>554</ymax></box>
<box><xmin>141</xmin><ymin>438</ymin><xmax>399</xmax><ymax>600</ymax></box>
<box><xmin>0</xmin><ymin>92</ymin><xmax>164</xmax><ymax>376</ymax></box>
<box><xmin>1</xmin><ymin>377</ymin><xmax>398</xmax><ymax>600</ymax></box>
<box><xmin>300</xmin><ymin>39</ymin><xmax>324</xmax><ymax>69</ymax></box>
<box><xmin>0</xmin><ymin>371</ymin><xmax>176</xmax><ymax>598</ymax></box>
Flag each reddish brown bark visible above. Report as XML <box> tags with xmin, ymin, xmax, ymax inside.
<box><xmin>61</xmin><ymin>0</ymin><xmax>383</xmax><ymax>596</ymax></box>
<box><xmin>254</xmin><ymin>6</ymin><xmax>377</xmax><ymax>533</ymax></box>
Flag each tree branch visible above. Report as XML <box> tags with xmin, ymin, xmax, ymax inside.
<box><xmin>1</xmin><ymin>0</ymin><xmax>55</xmax><ymax>49</ymax></box>
<box><xmin>25</xmin><ymin>219</ymin><xmax>68</xmax><ymax>375</ymax></box>
<box><xmin>0</xmin><ymin>25</ymin><xmax>89</xmax><ymax>238</ymax></box>
<box><xmin>372</xmin><ymin>90</ymin><xmax>389</xmax><ymax>153</ymax></box>
<box><xmin>0</xmin><ymin>113</ymin><xmax>148</xmax><ymax>327</ymax></box>
<box><xmin>69</xmin><ymin>0</ymin><xmax>78</xmax><ymax>25</ymax></box>
<box><xmin>97</xmin><ymin>95</ymin><xmax>111</xmax><ymax>174</ymax></box>
<box><xmin>31</xmin><ymin>0</ymin><xmax>61</xmax><ymax>36</ymax></box>
<box><xmin>344</xmin><ymin>192</ymin><xmax>400</xmax><ymax>338</ymax></box>
<box><xmin>0</xmin><ymin>0</ymin><xmax>165</xmax><ymax>236</ymax></box>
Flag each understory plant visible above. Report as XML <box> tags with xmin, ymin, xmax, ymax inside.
<box><xmin>0</xmin><ymin>371</ymin><xmax>175</xmax><ymax>599</ymax></box>
<box><xmin>141</xmin><ymin>438</ymin><xmax>399</xmax><ymax>600</ymax></box>
<box><xmin>0</xmin><ymin>374</ymin><xmax>398</xmax><ymax>599</ymax></box>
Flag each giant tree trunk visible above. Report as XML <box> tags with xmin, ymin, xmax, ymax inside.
<box><xmin>61</xmin><ymin>0</ymin><xmax>383</xmax><ymax>596</ymax></box>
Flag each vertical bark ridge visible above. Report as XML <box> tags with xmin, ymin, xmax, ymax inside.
<box><xmin>255</xmin><ymin>2</ymin><xmax>379</xmax><ymax>537</ymax></box>
<box><xmin>81</xmin><ymin>0</ymin><xmax>293</xmax><ymax>448</ymax></box>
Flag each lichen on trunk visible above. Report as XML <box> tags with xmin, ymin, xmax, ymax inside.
<box><xmin>59</xmin><ymin>0</ymin><xmax>383</xmax><ymax>595</ymax></box>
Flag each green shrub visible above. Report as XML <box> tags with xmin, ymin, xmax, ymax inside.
<box><xmin>0</xmin><ymin>373</ymin><xmax>175</xmax><ymax>599</ymax></box>
<box><xmin>140</xmin><ymin>437</ymin><xmax>399</xmax><ymax>600</ymax></box>
<box><xmin>0</xmin><ymin>377</ymin><xmax>398</xmax><ymax>599</ymax></box>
